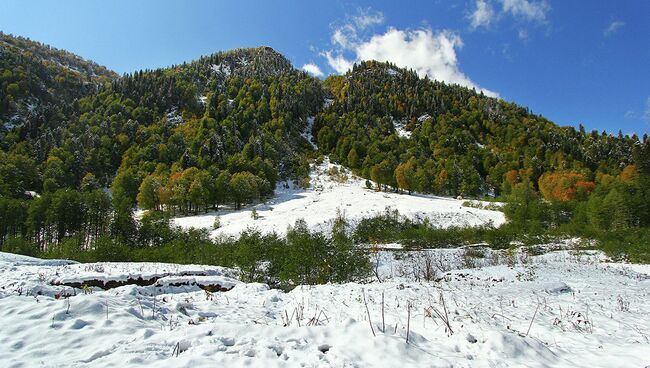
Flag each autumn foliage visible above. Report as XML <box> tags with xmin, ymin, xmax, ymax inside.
<box><xmin>538</xmin><ymin>171</ymin><xmax>595</xmax><ymax>202</ymax></box>
<box><xmin>504</xmin><ymin>170</ymin><xmax>520</xmax><ymax>186</ymax></box>
<box><xmin>619</xmin><ymin>165</ymin><xmax>639</xmax><ymax>182</ymax></box>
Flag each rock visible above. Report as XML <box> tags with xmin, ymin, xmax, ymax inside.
<box><xmin>466</xmin><ymin>333</ymin><xmax>477</xmax><ymax>344</ymax></box>
<box><xmin>543</xmin><ymin>282</ymin><xmax>572</xmax><ymax>295</ymax></box>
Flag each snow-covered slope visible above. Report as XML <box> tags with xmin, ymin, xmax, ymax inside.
<box><xmin>1</xmin><ymin>249</ymin><xmax>649</xmax><ymax>367</ymax></box>
<box><xmin>173</xmin><ymin>158</ymin><xmax>505</xmax><ymax>237</ymax></box>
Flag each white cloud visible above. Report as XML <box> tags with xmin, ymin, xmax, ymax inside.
<box><xmin>468</xmin><ymin>0</ymin><xmax>550</xmax><ymax>39</ymax></box>
<box><xmin>324</xmin><ymin>26</ymin><xmax>497</xmax><ymax>97</ymax></box>
<box><xmin>469</xmin><ymin>0</ymin><xmax>495</xmax><ymax>29</ymax></box>
<box><xmin>352</xmin><ymin>10</ymin><xmax>385</xmax><ymax>29</ymax></box>
<box><xmin>302</xmin><ymin>63</ymin><xmax>324</xmax><ymax>77</ymax></box>
<box><xmin>331</xmin><ymin>26</ymin><xmax>353</xmax><ymax>49</ymax></box>
<box><xmin>624</xmin><ymin>97</ymin><xmax>650</xmax><ymax>122</ymax></box>
<box><xmin>517</xmin><ymin>29</ymin><xmax>529</xmax><ymax>41</ymax></box>
<box><xmin>321</xmin><ymin>7</ymin><xmax>496</xmax><ymax>96</ymax></box>
<box><xmin>604</xmin><ymin>21</ymin><xmax>625</xmax><ymax>36</ymax></box>
<box><xmin>330</xmin><ymin>9</ymin><xmax>385</xmax><ymax>50</ymax></box>
<box><xmin>501</xmin><ymin>0</ymin><xmax>549</xmax><ymax>23</ymax></box>
<box><xmin>323</xmin><ymin>51</ymin><xmax>355</xmax><ymax>74</ymax></box>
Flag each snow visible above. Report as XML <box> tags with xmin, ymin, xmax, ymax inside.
<box><xmin>166</xmin><ymin>108</ymin><xmax>183</xmax><ymax>125</ymax></box>
<box><xmin>238</xmin><ymin>56</ymin><xmax>250</xmax><ymax>66</ymax></box>
<box><xmin>23</xmin><ymin>190</ymin><xmax>40</xmax><ymax>198</ymax></box>
<box><xmin>393</xmin><ymin>118</ymin><xmax>412</xmax><ymax>138</ymax></box>
<box><xmin>1</xmin><ymin>247</ymin><xmax>649</xmax><ymax>367</ymax></box>
<box><xmin>173</xmin><ymin>158</ymin><xmax>505</xmax><ymax>237</ymax></box>
<box><xmin>50</xmin><ymin>262</ymin><xmax>236</xmax><ymax>287</ymax></box>
<box><xmin>386</xmin><ymin>68</ymin><xmax>401</xmax><ymax>76</ymax></box>
<box><xmin>211</xmin><ymin>63</ymin><xmax>231</xmax><ymax>77</ymax></box>
<box><xmin>301</xmin><ymin>116</ymin><xmax>317</xmax><ymax>148</ymax></box>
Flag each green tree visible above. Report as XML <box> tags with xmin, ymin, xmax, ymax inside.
<box><xmin>111</xmin><ymin>169</ymin><xmax>140</xmax><ymax>208</ymax></box>
<box><xmin>370</xmin><ymin>159</ymin><xmax>397</xmax><ymax>191</ymax></box>
<box><xmin>503</xmin><ymin>178</ymin><xmax>549</xmax><ymax>233</ymax></box>
<box><xmin>347</xmin><ymin>148</ymin><xmax>360</xmax><ymax>168</ymax></box>
<box><xmin>281</xmin><ymin>219</ymin><xmax>328</xmax><ymax>285</ymax></box>
<box><xmin>233</xmin><ymin>230</ymin><xmax>276</xmax><ymax>282</ymax></box>
<box><xmin>329</xmin><ymin>213</ymin><xmax>369</xmax><ymax>282</ymax></box>
<box><xmin>215</xmin><ymin>170</ymin><xmax>232</xmax><ymax>210</ymax></box>
<box><xmin>395</xmin><ymin>157</ymin><xmax>417</xmax><ymax>194</ymax></box>
<box><xmin>230</xmin><ymin>171</ymin><xmax>260</xmax><ymax>210</ymax></box>
<box><xmin>0</xmin><ymin>153</ymin><xmax>39</xmax><ymax>197</ymax></box>
<box><xmin>137</xmin><ymin>174</ymin><xmax>162</xmax><ymax>211</ymax></box>
<box><xmin>93</xmin><ymin>236</ymin><xmax>131</xmax><ymax>262</ymax></box>
<box><xmin>80</xmin><ymin>172</ymin><xmax>100</xmax><ymax>192</ymax></box>
<box><xmin>42</xmin><ymin>157</ymin><xmax>66</xmax><ymax>193</ymax></box>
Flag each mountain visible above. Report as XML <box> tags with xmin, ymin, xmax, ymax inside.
<box><xmin>0</xmin><ymin>37</ymin><xmax>324</xmax><ymax>202</ymax></box>
<box><xmin>312</xmin><ymin>60</ymin><xmax>642</xmax><ymax>196</ymax></box>
<box><xmin>0</xmin><ymin>33</ymin><xmax>645</xmax><ymax>205</ymax></box>
<box><xmin>0</xmin><ymin>33</ymin><xmax>117</xmax><ymax>136</ymax></box>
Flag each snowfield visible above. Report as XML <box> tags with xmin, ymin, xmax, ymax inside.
<box><xmin>1</xmin><ymin>247</ymin><xmax>649</xmax><ymax>367</ymax></box>
<box><xmin>2</xmin><ymin>161</ymin><xmax>648</xmax><ymax>367</ymax></box>
<box><xmin>173</xmin><ymin>158</ymin><xmax>505</xmax><ymax>237</ymax></box>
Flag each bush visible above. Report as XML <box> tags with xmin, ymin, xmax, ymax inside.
<box><xmin>353</xmin><ymin>207</ymin><xmax>407</xmax><ymax>244</ymax></box>
<box><xmin>592</xmin><ymin>228</ymin><xmax>650</xmax><ymax>263</ymax></box>
<box><xmin>138</xmin><ymin>211</ymin><xmax>174</xmax><ymax>248</ymax></box>
<box><xmin>3</xmin><ymin>237</ymin><xmax>39</xmax><ymax>257</ymax></box>
<box><xmin>279</xmin><ymin>218</ymin><xmax>370</xmax><ymax>286</ymax></box>
<box><xmin>280</xmin><ymin>219</ymin><xmax>329</xmax><ymax>285</ymax></box>
<box><xmin>233</xmin><ymin>230</ymin><xmax>281</xmax><ymax>283</ymax></box>
<box><xmin>93</xmin><ymin>236</ymin><xmax>131</xmax><ymax>262</ymax></box>
<box><xmin>44</xmin><ymin>237</ymin><xmax>87</xmax><ymax>262</ymax></box>
<box><xmin>297</xmin><ymin>176</ymin><xmax>311</xmax><ymax>189</ymax></box>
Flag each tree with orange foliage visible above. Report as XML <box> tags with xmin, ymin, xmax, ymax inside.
<box><xmin>501</xmin><ymin>169</ymin><xmax>520</xmax><ymax>194</ymax></box>
<box><xmin>538</xmin><ymin>171</ymin><xmax>595</xmax><ymax>202</ymax></box>
<box><xmin>619</xmin><ymin>165</ymin><xmax>639</xmax><ymax>182</ymax></box>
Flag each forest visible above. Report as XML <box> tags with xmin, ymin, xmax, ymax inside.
<box><xmin>1</xmin><ymin>32</ymin><xmax>649</xmax><ymax>266</ymax></box>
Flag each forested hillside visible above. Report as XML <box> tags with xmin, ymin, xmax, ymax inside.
<box><xmin>313</xmin><ymin>61</ymin><xmax>643</xmax><ymax>197</ymax></box>
<box><xmin>0</xmin><ymin>33</ymin><xmax>648</xmax><ymax>261</ymax></box>
<box><xmin>0</xmin><ymin>33</ymin><xmax>117</xmax><ymax>140</ymax></box>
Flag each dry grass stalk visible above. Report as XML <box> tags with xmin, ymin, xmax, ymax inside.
<box><xmin>362</xmin><ymin>288</ymin><xmax>376</xmax><ymax>337</ymax></box>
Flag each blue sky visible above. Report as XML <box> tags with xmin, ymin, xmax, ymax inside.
<box><xmin>1</xmin><ymin>0</ymin><xmax>649</xmax><ymax>135</ymax></box>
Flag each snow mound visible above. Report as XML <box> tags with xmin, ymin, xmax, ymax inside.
<box><xmin>543</xmin><ymin>282</ymin><xmax>573</xmax><ymax>295</ymax></box>
<box><xmin>154</xmin><ymin>275</ymin><xmax>239</xmax><ymax>291</ymax></box>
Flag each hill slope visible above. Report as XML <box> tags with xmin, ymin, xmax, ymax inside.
<box><xmin>0</xmin><ymin>35</ymin><xmax>648</xmax><ymax>255</ymax></box>
<box><xmin>0</xmin><ymin>33</ymin><xmax>117</xmax><ymax>136</ymax></box>
<box><xmin>312</xmin><ymin>61</ymin><xmax>641</xmax><ymax>197</ymax></box>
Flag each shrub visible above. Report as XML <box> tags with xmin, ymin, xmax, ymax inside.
<box><xmin>44</xmin><ymin>237</ymin><xmax>87</xmax><ymax>262</ymax></box>
<box><xmin>297</xmin><ymin>176</ymin><xmax>311</xmax><ymax>189</ymax></box>
<box><xmin>3</xmin><ymin>237</ymin><xmax>39</xmax><ymax>257</ymax></box>
<box><xmin>93</xmin><ymin>236</ymin><xmax>131</xmax><ymax>262</ymax></box>
<box><xmin>233</xmin><ymin>230</ymin><xmax>280</xmax><ymax>282</ymax></box>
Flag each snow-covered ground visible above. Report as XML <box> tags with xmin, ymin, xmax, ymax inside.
<box><xmin>1</xmin><ymin>247</ymin><xmax>649</xmax><ymax>367</ymax></box>
<box><xmin>173</xmin><ymin>158</ymin><xmax>505</xmax><ymax>237</ymax></box>
<box><xmin>393</xmin><ymin>118</ymin><xmax>412</xmax><ymax>138</ymax></box>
